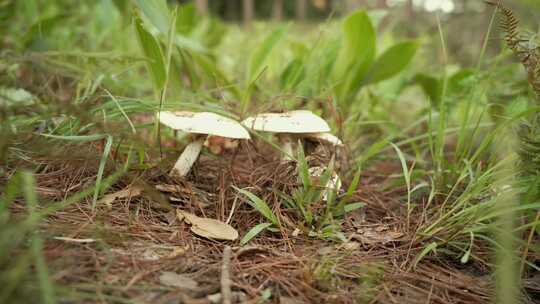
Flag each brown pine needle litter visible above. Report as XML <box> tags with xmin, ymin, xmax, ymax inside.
<box><xmin>1</xmin><ymin>137</ymin><xmax>506</xmax><ymax>304</ymax></box>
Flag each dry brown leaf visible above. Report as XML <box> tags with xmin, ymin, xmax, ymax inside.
<box><xmin>167</xmin><ymin>246</ymin><xmax>187</xmax><ymax>258</ymax></box>
<box><xmin>177</xmin><ymin>210</ymin><xmax>238</xmax><ymax>241</ymax></box>
<box><xmin>155</xmin><ymin>184</ymin><xmax>185</xmax><ymax>193</ymax></box>
<box><xmin>340</xmin><ymin>241</ymin><xmax>361</xmax><ymax>251</ymax></box>
<box><xmin>97</xmin><ymin>185</ymin><xmax>143</xmax><ymax>208</ymax></box>
<box><xmin>351</xmin><ymin>226</ymin><xmax>404</xmax><ymax>244</ymax></box>
<box><xmin>159</xmin><ymin>271</ymin><xmax>198</xmax><ymax>290</ymax></box>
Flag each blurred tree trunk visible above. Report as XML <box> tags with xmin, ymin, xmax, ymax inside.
<box><xmin>225</xmin><ymin>0</ymin><xmax>237</xmax><ymax>20</ymax></box>
<box><xmin>195</xmin><ymin>0</ymin><xmax>208</xmax><ymax>15</ymax></box>
<box><xmin>272</xmin><ymin>0</ymin><xmax>284</xmax><ymax>21</ymax></box>
<box><xmin>376</xmin><ymin>0</ymin><xmax>387</xmax><ymax>9</ymax></box>
<box><xmin>296</xmin><ymin>0</ymin><xmax>307</xmax><ymax>20</ymax></box>
<box><xmin>406</xmin><ymin>0</ymin><xmax>414</xmax><ymax>18</ymax></box>
<box><xmin>345</xmin><ymin>0</ymin><xmax>366</xmax><ymax>11</ymax></box>
<box><xmin>243</xmin><ymin>0</ymin><xmax>254</xmax><ymax>29</ymax></box>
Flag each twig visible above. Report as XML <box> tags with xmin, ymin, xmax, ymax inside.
<box><xmin>221</xmin><ymin>246</ymin><xmax>232</xmax><ymax>304</ymax></box>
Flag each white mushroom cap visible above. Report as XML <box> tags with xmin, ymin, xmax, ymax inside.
<box><xmin>305</xmin><ymin>133</ymin><xmax>343</xmax><ymax>146</ymax></box>
<box><xmin>159</xmin><ymin>111</ymin><xmax>250</xmax><ymax>139</ymax></box>
<box><xmin>242</xmin><ymin>110</ymin><xmax>330</xmax><ymax>134</ymax></box>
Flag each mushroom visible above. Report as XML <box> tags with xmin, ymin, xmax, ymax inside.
<box><xmin>158</xmin><ymin>111</ymin><xmax>250</xmax><ymax>177</ymax></box>
<box><xmin>308</xmin><ymin>166</ymin><xmax>342</xmax><ymax>201</ymax></box>
<box><xmin>241</xmin><ymin>110</ymin><xmax>331</xmax><ymax>160</ymax></box>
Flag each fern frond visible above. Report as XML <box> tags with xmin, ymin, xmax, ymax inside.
<box><xmin>486</xmin><ymin>1</ymin><xmax>540</xmax><ymax>99</ymax></box>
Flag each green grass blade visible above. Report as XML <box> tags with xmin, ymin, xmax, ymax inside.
<box><xmin>247</xmin><ymin>25</ymin><xmax>287</xmax><ymax>83</ymax></box>
<box><xmin>390</xmin><ymin>142</ymin><xmax>412</xmax><ymax>227</ymax></box>
<box><xmin>297</xmin><ymin>142</ymin><xmax>311</xmax><ymax>189</ymax></box>
<box><xmin>234</xmin><ymin>187</ymin><xmax>278</xmax><ymax>225</ymax></box>
<box><xmin>240</xmin><ymin>222</ymin><xmax>272</xmax><ymax>246</ymax></box>
<box><xmin>92</xmin><ymin>135</ymin><xmax>113</xmax><ymax>210</ymax></box>
<box><xmin>134</xmin><ymin>13</ymin><xmax>167</xmax><ymax>93</ymax></box>
<box><xmin>414</xmin><ymin>241</ymin><xmax>438</xmax><ymax>269</ymax></box>
<box><xmin>21</xmin><ymin>172</ymin><xmax>56</xmax><ymax>304</ymax></box>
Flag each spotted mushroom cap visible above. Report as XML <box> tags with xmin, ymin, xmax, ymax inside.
<box><xmin>241</xmin><ymin>110</ymin><xmax>331</xmax><ymax>134</ymax></box>
<box><xmin>158</xmin><ymin>111</ymin><xmax>250</xmax><ymax>139</ymax></box>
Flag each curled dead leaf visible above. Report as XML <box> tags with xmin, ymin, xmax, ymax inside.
<box><xmin>97</xmin><ymin>185</ymin><xmax>143</xmax><ymax>208</ymax></box>
<box><xmin>177</xmin><ymin>210</ymin><xmax>238</xmax><ymax>241</ymax></box>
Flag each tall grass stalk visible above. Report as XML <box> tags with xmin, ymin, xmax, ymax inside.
<box><xmin>433</xmin><ymin>13</ymin><xmax>449</xmax><ymax>186</ymax></box>
<box><xmin>493</xmin><ymin>126</ymin><xmax>520</xmax><ymax>304</ymax></box>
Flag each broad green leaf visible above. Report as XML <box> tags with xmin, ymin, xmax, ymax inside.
<box><xmin>447</xmin><ymin>68</ymin><xmax>475</xmax><ymax>93</ymax></box>
<box><xmin>135</xmin><ymin>1</ymin><xmax>207</xmax><ymax>53</ymax></box>
<box><xmin>176</xmin><ymin>3</ymin><xmax>197</xmax><ymax>34</ymax></box>
<box><xmin>134</xmin><ymin>15</ymin><xmax>167</xmax><ymax>92</ymax></box>
<box><xmin>240</xmin><ymin>222</ymin><xmax>272</xmax><ymax>246</ymax></box>
<box><xmin>365</xmin><ymin>41</ymin><xmax>418</xmax><ymax>84</ymax></box>
<box><xmin>134</xmin><ymin>0</ymin><xmax>170</xmax><ymax>34</ymax></box>
<box><xmin>414</xmin><ymin>73</ymin><xmax>442</xmax><ymax>108</ymax></box>
<box><xmin>248</xmin><ymin>25</ymin><xmax>288</xmax><ymax>83</ymax></box>
<box><xmin>234</xmin><ymin>187</ymin><xmax>278</xmax><ymax>225</ymax></box>
<box><xmin>332</xmin><ymin>10</ymin><xmax>376</xmax><ymax>101</ymax></box>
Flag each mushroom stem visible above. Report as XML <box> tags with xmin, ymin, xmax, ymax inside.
<box><xmin>280</xmin><ymin>134</ymin><xmax>296</xmax><ymax>161</ymax></box>
<box><xmin>170</xmin><ymin>136</ymin><xmax>206</xmax><ymax>177</ymax></box>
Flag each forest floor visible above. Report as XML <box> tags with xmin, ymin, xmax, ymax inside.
<box><xmin>6</xmin><ymin>139</ymin><xmax>513</xmax><ymax>304</ymax></box>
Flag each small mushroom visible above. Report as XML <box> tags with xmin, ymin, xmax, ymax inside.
<box><xmin>308</xmin><ymin>166</ymin><xmax>342</xmax><ymax>201</ymax></box>
<box><xmin>241</xmin><ymin>110</ymin><xmax>331</xmax><ymax>160</ymax></box>
<box><xmin>159</xmin><ymin>111</ymin><xmax>250</xmax><ymax>177</ymax></box>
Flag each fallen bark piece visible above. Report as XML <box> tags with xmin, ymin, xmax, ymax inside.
<box><xmin>159</xmin><ymin>271</ymin><xmax>198</xmax><ymax>290</ymax></box>
<box><xmin>177</xmin><ymin>210</ymin><xmax>239</xmax><ymax>241</ymax></box>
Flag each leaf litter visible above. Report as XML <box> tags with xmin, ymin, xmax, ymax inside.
<box><xmin>5</xmin><ymin>138</ymin><xmax>503</xmax><ymax>303</ymax></box>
